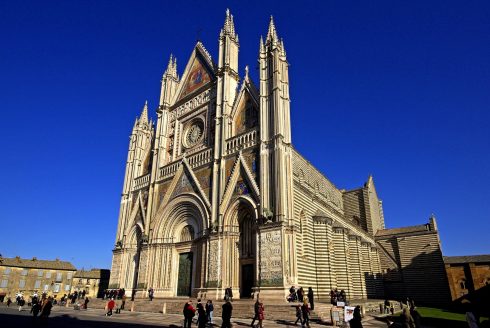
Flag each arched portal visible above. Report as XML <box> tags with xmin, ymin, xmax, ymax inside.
<box><xmin>223</xmin><ymin>196</ymin><xmax>258</xmax><ymax>298</ymax></box>
<box><xmin>125</xmin><ymin>225</ymin><xmax>143</xmax><ymax>291</ymax></box>
<box><xmin>152</xmin><ymin>194</ymin><xmax>209</xmax><ymax>298</ymax></box>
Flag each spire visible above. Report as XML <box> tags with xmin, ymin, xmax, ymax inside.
<box><xmin>266</xmin><ymin>15</ymin><xmax>279</xmax><ymax>43</ymax></box>
<box><xmin>163</xmin><ymin>54</ymin><xmax>178</xmax><ymax>80</ymax></box>
<box><xmin>259</xmin><ymin>35</ymin><xmax>265</xmax><ymax>53</ymax></box>
<box><xmin>139</xmin><ymin>100</ymin><xmax>149</xmax><ymax>125</ymax></box>
<box><xmin>222</xmin><ymin>8</ymin><xmax>237</xmax><ymax>40</ymax></box>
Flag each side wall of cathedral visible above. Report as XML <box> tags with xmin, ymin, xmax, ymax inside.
<box><xmin>292</xmin><ymin>150</ymin><xmax>384</xmax><ymax>301</ymax></box>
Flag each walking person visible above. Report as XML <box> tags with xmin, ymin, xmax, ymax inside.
<box><xmin>294</xmin><ymin>304</ymin><xmax>302</xmax><ymax>325</ymax></box>
<box><xmin>301</xmin><ymin>299</ymin><xmax>310</xmax><ymax>328</ymax></box>
<box><xmin>84</xmin><ymin>297</ymin><xmax>89</xmax><ymax>309</ymax></box>
<box><xmin>18</xmin><ymin>296</ymin><xmax>25</xmax><ymax>311</ymax></box>
<box><xmin>221</xmin><ymin>299</ymin><xmax>233</xmax><ymax>328</ymax></box>
<box><xmin>349</xmin><ymin>305</ymin><xmax>363</xmax><ymax>328</ymax></box>
<box><xmin>257</xmin><ymin>301</ymin><xmax>265</xmax><ymax>328</ymax></box>
<box><xmin>183</xmin><ymin>300</ymin><xmax>196</xmax><ymax>328</ymax></box>
<box><xmin>400</xmin><ymin>307</ymin><xmax>415</xmax><ymax>328</ymax></box>
<box><xmin>106</xmin><ymin>298</ymin><xmax>115</xmax><ymax>316</ymax></box>
<box><xmin>250</xmin><ymin>298</ymin><xmax>260</xmax><ymax>327</ymax></box>
<box><xmin>6</xmin><ymin>297</ymin><xmax>12</xmax><ymax>307</ymax></box>
<box><xmin>206</xmin><ymin>300</ymin><xmax>214</xmax><ymax>325</ymax></box>
<box><xmin>307</xmin><ymin>287</ymin><xmax>314</xmax><ymax>310</ymax></box>
<box><xmin>121</xmin><ymin>294</ymin><xmax>126</xmax><ymax>310</ymax></box>
<box><xmin>197</xmin><ymin>299</ymin><xmax>207</xmax><ymax>328</ymax></box>
<box><xmin>40</xmin><ymin>296</ymin><xmax>53</xmax><ymax>322</ymax></box>
<box><xmin>148</xmin><ymin>287</ymin><xmax>154</xmax><ymax>301</ymax></box>
<box><xmin>31</xmin><ymin>298</ymin><xmax>40</xmax><ymax>317</ymax></box>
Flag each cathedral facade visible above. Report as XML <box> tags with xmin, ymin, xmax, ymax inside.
<box><xmin>110</xmin><ymin>11</ymin><xmax>386</xmax><ymax>301</ymax></box>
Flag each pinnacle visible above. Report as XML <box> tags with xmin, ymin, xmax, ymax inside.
<box><xmin>163</xmin><ymin>54</ymin><xmax>178</xmax><ymax>80</ymax></box>
<box><xmin>222</xmin><ymin>8</ymin><xmax>237</xmax><ymax>39</ymax></box>
<box><xmin>139</xmin><ymin>100</ymin><xmax>149</xmax><ymax>124</ymax></box>
<box><xmin>266</xmin><ymin>15</ymin><xmax>279</xmax><ymax>43</ymax></box>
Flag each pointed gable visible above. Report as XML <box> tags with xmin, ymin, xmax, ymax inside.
<box><xmin>170</xmin><ymin>168</ymin><xmax>201</xmax><ymax>199</ymax></box>
<box><xmin>173</xmin><ymin>42</ymin><xmax>216</xmax><ymax>103</ymax></box>
<box><xmin>180</xmin><ymin>57</ymin><xmax>211</xmax><ymax>98</ymax></box>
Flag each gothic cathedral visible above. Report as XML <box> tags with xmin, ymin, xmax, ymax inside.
<box><xmin>110</xmin><ymin>10</ymin><xmax>386</xmax><ymax>301</ymax></box>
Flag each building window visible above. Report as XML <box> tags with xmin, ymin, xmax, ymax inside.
<box><xmin>53</xmin><ymin>283</ymin><xmax>61</xmax><ymax>293</ymax></box>
<box><xmin>65</xmin><ymin>284</ymin><xmax>71</xmax><ymax>291</ymax></box>
<box><xmin>45</xmin><ymin>271</ymin><xmax>51</xmax><ymax>278</ymax></box>
<box><xmin>56</xmin><ymin>273</ymin><xmax>62</xmax><ymax>281</ymax></box>
<box><xmin>67</xmin><ymin>272</ymin><xmax>72</xmax><ymax>280</ymax></box>
<box><xmin>19</xmin><ymin>280</ymin><xmax>26</xmax><ymax>288</ymax></box>
<box><xmin>4</xmin><ymin>267</ymin><xmax>11</xmax><ymax>275</ymax></box>
<box><xmin>38</xmin><ymin>270</ymin><xmax>43</xmax><ymax>277</ymax></box>
<box><xmin>21</xmin><ymin>269</ymin><xmax>28</xmax><ymax>276</ymax></box>
<box><xmin>460</xmin><ymin>279</ymin><xmax>467</xmax><ymax>290</ymax></box>
<box><xmin>34</xmin><ymin>280</ymin><xmax>41</xmax><ymax>289</ymax></box>
<box><xmin>44</xmin><ymin>284</ymin><xmax>49</xmax><ymax>291</ymax></box>
<box><xmin>0</xmin><ymin>280</ymin><xmax>7</xmax><ymax>288</ymax></box>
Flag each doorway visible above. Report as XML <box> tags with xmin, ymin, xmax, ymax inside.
<box><xmin>177</xmin><ymin>252</ymin><xmax>193</xmax><ymax>296</ymax></box>
<box><xmin>241</xmin><ymin>264</ymin><xmax>254</xmax><ymax>298</ymax></box>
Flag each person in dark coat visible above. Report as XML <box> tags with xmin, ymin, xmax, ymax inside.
<box><xmin>297</xmin><ymin>287</ymin><xmax>304</xmax><ymax>302</ymax></box>
<box><xmin>251</xmin><ymin>298</ymin><xmax>260</xmax><ymax>327</ymax></box>
<box><xmin>307</xmin><ymin>287</ymin><xmax>314</xmax><ymax>310</ymax></box>
<box><xmin>183</xmin><ymin>300</ymin><xmax>195</xmax><ymax>328</ymax></box>
<box><xmin>84</xmin><ymin>297</ymin><xmax>89</xmax><ymax>309</ymax></box>
<box><xmin>221</xmin><ymin>299</ymin><xmax>233</xmax><ymax>328</ymax></box>
<box><xmin>301</xmin><ymin>299</ymin><xmax>310</xmax><ymax>327</ymax></box>
<box><xmin>31</xmin><ymin>298</ymin><xmax>40</xmax><ymax>317</ymax></box>
<box><xmin>197</xmin><ymin>299</ymin><xmax>207</xmax><ymax>328</ymax></box>
<box><xmin>40</xmin><ymin>297</ymin><xmax>53</xmax><ymax>318</ymax></box>
<box><xmin>349</xmin><ymin>306</ymin><xmax>363</xmax><ymax>328</ymax></box>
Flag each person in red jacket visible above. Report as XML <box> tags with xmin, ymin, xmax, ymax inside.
<box><xmin>106</xmin><ymin>298</ymin><xmax>115</xmax><ymax>316</ymax></box>
<box><xmin>183</xmin><ymin>300</ymin><xmax>196</xmax><ymax>328</ymax></box>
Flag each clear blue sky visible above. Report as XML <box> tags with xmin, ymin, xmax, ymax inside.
<box><xmin>0</xmin><ymin>1</ymin><xmax>489</xmax><ymax>269</ymax></box>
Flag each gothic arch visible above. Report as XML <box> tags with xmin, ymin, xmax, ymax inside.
<box><xmin>222</xmin><ymin>196</ymin><xmax>258</xmax><ymax>298</ymax></box>
<box><xmin>152</xmin><ymin>193</ymin><xmax>210</xmax><ymax>242</ymax></box>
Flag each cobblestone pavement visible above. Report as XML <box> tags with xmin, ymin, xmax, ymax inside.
<box><xmin>0</xmin><ymin>304</ymin><xmax>389</xmax><ymax>328</ymax></box>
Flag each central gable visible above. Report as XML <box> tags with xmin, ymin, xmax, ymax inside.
<box><xmin>181</xmin><ymin>58</ymin><xmax>211</xmax><ymax>98</ymax></box>
<box><xmin>174</xmin><ymin>42</ymin><xmax>216</xmax><ymax>103</ymax></box>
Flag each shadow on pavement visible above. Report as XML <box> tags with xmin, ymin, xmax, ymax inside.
<box><xmin>0</xmin><ymin>312</ymin><xmax>166</xmax><ymax>328</ymax></box>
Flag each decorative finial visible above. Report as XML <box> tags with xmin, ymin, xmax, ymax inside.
<box><xmin>245</xmin><ymin>65</ymin><xmax>249</xmax><ymax>79</ymax></box>
<box><xmin>266</xmin><ymin>15</ymin><xmax>278</xmax><ymax>43</ymax></box>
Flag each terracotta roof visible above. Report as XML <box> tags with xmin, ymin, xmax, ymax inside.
<box><xmin>375</xmin><ymin>224</ymin><xmax>430</xmax><ymax>237</ymax></box>
<box><xmin>444</xmin><ymin>255</ymin><xmax>490</xmax><ymax>264</ymax></box>
<box><xmin>0</xmin><ymin>256</ymin><xmax>76</xmax><ymax>271</ymax></box>
<box><xmin>74</xmin><ymin>269</ymin><xmax>110</xmax><ymax>279</ymax></box>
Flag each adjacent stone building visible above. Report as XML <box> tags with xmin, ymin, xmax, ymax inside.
<box><xmin>109</xmin><ymin>10</ymin><xmax>451</xmax><ymax>304</ymax></box>
<box><xmin>72</xmin><ymin>269</ymin><xmax>110</xmax><ymax>298</ymax></box>
<box><xmin>0</xmin><ymin>256</ymin><xmax>76</xmax><ymax>301</ymax></box>
<box><xmin>444</xmin><ymin>255</ymin><xmax>490</xmax><ymax>301</ymax></box>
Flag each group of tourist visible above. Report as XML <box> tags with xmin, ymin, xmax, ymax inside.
<box><xmin>287</xmin><ymin>286</ymin><xmax>315</xmax><ymax>309</ymax></box>
<box><xmin>183</xmin><ymin>299</ymin><xmax>222</xmax><ymax>328</ymax></box>
<box><xmin>330</xmin><ymin>288</ymin><xmax>347</xmax><ymax>305</ymax></box>
<box><xmin>103</xmin><ymin>288</ymin><xmax>125</xmax><ymax>300</ymax></box>
<box><xmin>383</xmin><ymin>298</ymin><xmax>421</xmax><ymax>328</ymax></box>
<box><xmin>6</xmin><ymin>292</ymin><xmax>54</xmax><ymax>320</ymax></box>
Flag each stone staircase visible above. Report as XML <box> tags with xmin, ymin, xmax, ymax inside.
<box><xmin>80</xmin><ymin>297</ymin><xmax>391</xmax><ymax>325</ymax></box>
<box><xmin>83</xmin><ymin>298</ymin><xmax>301</xmax><ymax>321</ymax></box>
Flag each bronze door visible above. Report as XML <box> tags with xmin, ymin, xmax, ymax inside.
<box><xmin>241</xmin><ymin>264</ymin><xmax>254</xmax><ymax>298</ymax></box>
<box><xmin>177</xmin><ymin>252</ymin><xmax>193</xmax><ymax>296</ymax></box>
